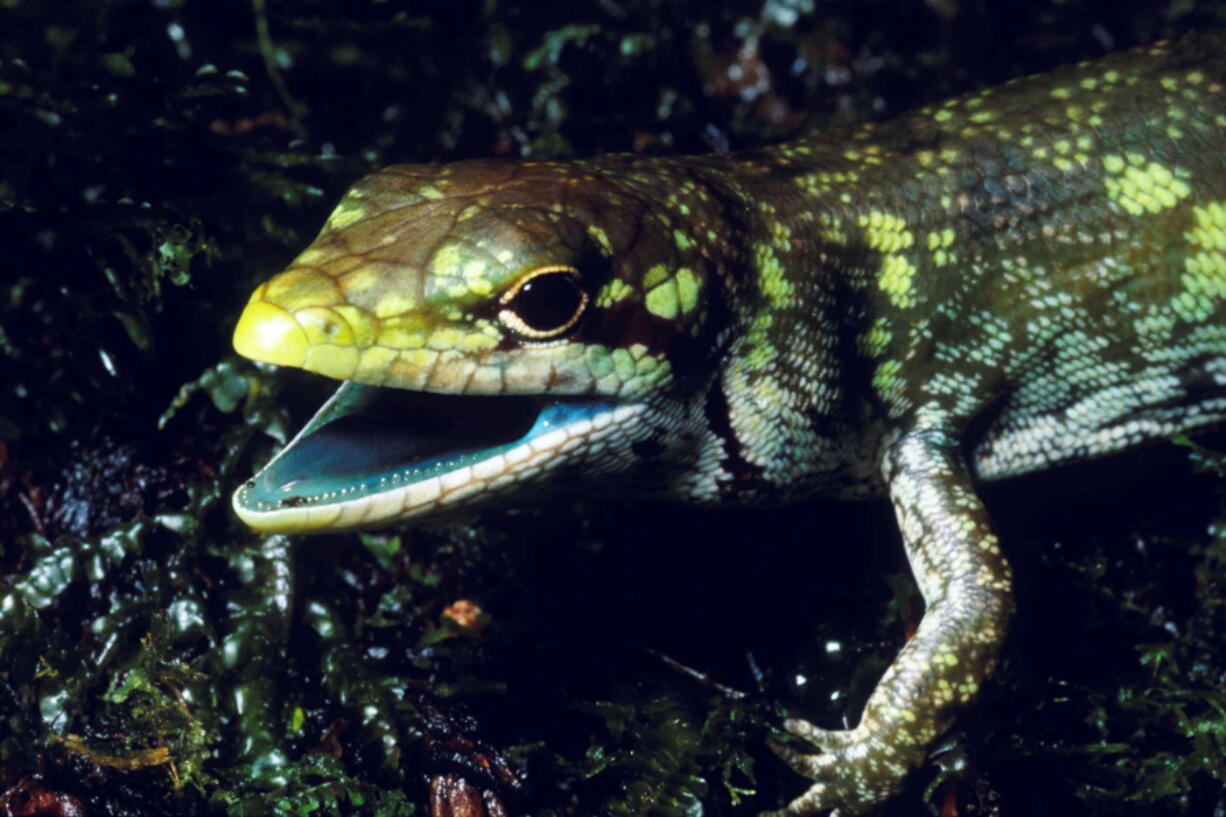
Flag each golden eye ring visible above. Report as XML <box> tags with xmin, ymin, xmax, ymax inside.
<box><xmin>497</xmin><ymin>265</ymin><xmax>589</xmax><ymax>341</ymax></box>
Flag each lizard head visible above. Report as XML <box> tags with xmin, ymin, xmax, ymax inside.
<box><xmin>231</xmin><ymin>158</ymin><xmax>727</xmax><ymax>532</ymax></box>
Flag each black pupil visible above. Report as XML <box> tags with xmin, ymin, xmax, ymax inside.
<box><xmin>511</xmin><ymin>272</ymin><xmax>583</xmax><ymax>332</ymax></box>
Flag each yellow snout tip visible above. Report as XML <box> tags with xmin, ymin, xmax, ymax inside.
<box><xmin>232</xmin><ymin>300</ymin><xmax>309</xmax><ymax>368</ymax></box>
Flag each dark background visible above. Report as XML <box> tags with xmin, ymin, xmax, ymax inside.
<box><xmin>2</xmin><ymin>1</ymin><xmax>1226</xmax><ymax>815</ymax></box>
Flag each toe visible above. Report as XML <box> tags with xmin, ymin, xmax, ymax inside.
<box><xmin>782</xmin><ymin>717</ymin><xmax>829</xmax><ymax>743</ymax></box>
<box><xmin>757</xmin><ymin>784</ymin><xmax>838</xmax><ymax>817</ymax></box>
<box><xmin>768</xmin><ymin>739</ymin><xmax>834</xmax><ymax>778</ymax></box>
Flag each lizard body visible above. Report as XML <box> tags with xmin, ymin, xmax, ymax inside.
<box><xmin>231</xmin><ymin>31</ymin><xmax>1226</xmax><ymax>815</ymax></box>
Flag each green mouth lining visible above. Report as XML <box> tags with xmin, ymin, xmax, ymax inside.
<box><xmin>235</xmin><ymin>381</ymin><xmax>618</xmax><ymax>513</ymax></box>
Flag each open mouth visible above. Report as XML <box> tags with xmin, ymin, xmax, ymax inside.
<box><xmin>233</xmin><ymin>381</ymin><xmax>633</xmax><ymax>533</ymax></box>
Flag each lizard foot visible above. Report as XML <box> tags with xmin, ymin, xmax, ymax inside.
<box><xmin>758</xmin><ymin>718</ymin><xmax>910</xmax><ymax>817</ymax></box>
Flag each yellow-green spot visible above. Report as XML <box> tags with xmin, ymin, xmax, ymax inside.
<box><xmin>611</xmin><ymin>348</ymin><xmax>636</xmax><ymax>381</ymax></box>
<box><xmin>673</xmin><ymin>229</ymin><xmax>695</xmax><ymax>250</ymax></box>
<box><xmin>643</xmin><ymin>263</ymin><xmax>669</xmax><ymax>289</ymax></box>
<box><xmin>427</xmin><ymin>326</ymin><xmax>465</xmax><ymax>352</ymax></box>
<box><xmin>770</xmin><ymin>220</ymin><xmax>792</xmax><ymax>249</ymax></box>
<box><xmin>675</xmin><ymin>268</ymin><xmax>700</xmax><ymax>313</ymax></box>
<box><xmin>587</xmin><ymin>225</ymin><xmax>614</xmax><ymax>256</ymax></box>
<box><xmin>1174</xmin><ymin>200</ymin><xmax>1226</xmax><ymax>322</ymax></box>
<box><xmin>857</xmin><ymin>211</ymin><xmax>918</xmax><ymax>308</ymax></box>
<box><xmin>754</xmin><ymin>244</ymin><xmax>793</xmax><ymax>308</ymax></box>
<box><xmin>585</xmin><ymin>344</ymin><xmax>615</xmax><ymax>379</ymax></box>
<box><xmin>644</xmin><ymin>266</ymin><xmax>702</xmax><ymax>320</ymax></box>
<box><xmin>858</xmin><ymin>210</ymin><xmax>914</xmax><ymax>253</ymax></box>
<box><xmin>331</xmin><ymin>305</ymin><xmax>376</xmax><ymax>348</ymax></box>
<box><xmin>355</xmin><ymin>345</ymin><xmax>398</xmax><ymax>383</ymax></box>
<box><xmin>878</xmin><ymin>254</ymin><xmax>918</xmax><ymax>309</ymax></box>
<box><xmin>1050</xmin><ymin>86</ymin><xmax>1073</xmax><ymax>100</ymax></box>
<box><xmin>338</xmin><ymin>269</ymin><xmax>378</xmax><ymax>295</ymax></box>
<box><xmin>458</xmin><ymin>332</ymin><xmax>498</xmax><ymax>353</ymax></box>
<box><xmin>644</xmin><ymin>283</ymin><xmax>679</xmax><ymax>320</ymax></box>
<box><xmin>620</xmin><ymin>349</ymin><xmax>672</xmax><ymax>397</ymax></box>
<box><xmin>325</xmin><ymin>199</ymin><xmax>368</xmax><ymax>231</ymax></box>
<box><xmin>926</xmin><ymin>228</ymin><xmax>956</xmax><ymax>261</ymax></box>
<box><xmin>872</xmin><ymin>359</ymin><xmax>905</xmax><ymax>398</ymax></box>
<box><xmin>596</xmin><ymin>278</ymin><xmax>633</xmax><ymax>308</ymax></box>
<box><xmin>743</xmin><ymin>312</ymin><xmax>775</xmax><ymax>372</ymax></box>
<box><xmin>1103</xmin><ymin>156</ymin><xmax>1193</xmax><ymax>216</ymax></box>
<box><xmin>432</xmin><ymin>243</ymin><xmax>463</xmax><ymax>273</ymax></box>
<box><xmin>861</xmin><ymin>316</ymin><xmax>893</xmax><ymax>357</ymax></box>
<box><xmin>372</xmin><ymin>293</ymin><xmax>417</xmax><ymax>320</ymax></box>
<box><xmin>293</xmin><ymin>247</ymin><xmax>326</xmax><ymax>267</ymax></box>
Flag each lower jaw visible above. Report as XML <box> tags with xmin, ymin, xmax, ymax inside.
<box><xmin>233</xmin><ymin>380</ymin><xmax>635</xmax><ymax>533</ymax></box>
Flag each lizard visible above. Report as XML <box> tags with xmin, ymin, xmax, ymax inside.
<box><xmin>228</xmin><ymin>30</ymin><xmax>1226</xmax><ymax>816</ymax></box>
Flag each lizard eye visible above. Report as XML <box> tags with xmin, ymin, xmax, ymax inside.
<box><xmin>498</xmin><ymin>265</ymin><xmax>588</xmax><ymax>341</ymax></box>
